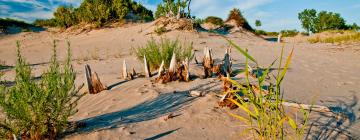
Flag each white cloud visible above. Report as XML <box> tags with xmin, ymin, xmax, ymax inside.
<box><xmin>10</xmin><ymin>10</ymin><xmax>54</xmax><ymax>22</ymax></box>
<box><xmin>0</xmin><ymin>5</ymin><xmax>11</xmax><ymax>15</ymax></box>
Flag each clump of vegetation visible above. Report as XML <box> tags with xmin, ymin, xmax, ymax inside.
<box><xmin>36</xmin><ymin>0</ymin><xmax>153</xmax><ymax>28</ymax></box>
<box><xmin>0</xmin><ymin>18</ymin><xmax>41</xmax><ymax>33</ymax></box>
<box><xmin>255</xmin><ymin>30</ymin><xmax>279</xmax><ymax>36</ymax></box>
<box><xmin>0</xmin><ymin>41</ymin><xmax>83</xmax><ymax>139</ymax></box>
<box><xmin>255</xmin><ymin>20</ymin><xmax>261</xmax><ymax>29</ymax></box>
<box><xmin>225</xmin><ymin>8</ymin><xmax>253</xmax><ymax>31</ymax></box>
<box><xmin>281</xmin><ymin>29</ymin><xmax>300</xmax><ymax>37</ymax></box>
<box><xmin>298</xmin><ymin>9</ymin><xmax>359</xmax><ymax>33</ymax></box>
<box><xmin>226</xmin><ymin>40</ymin><xmax>309</xmax><ymax>139</ymax></box>
<box><xmin>154</xmin><ymin>26</ymin><xmax>167</xmax><ymax>35</ymax></box>
<box><xmin>308</xmin><ymin>30</ymin><xmax>360</xmax><ymax>44</ymax></box>
<box><xmin>155</xmin><ymin>0</ymin><xmax>192</xmax><ymax>19</ymax></box>
<box><xmin>204</xmin><ymin>16</ymin><xmax>224</xmax><ymax>26</ymax></box>
<box><xmin>135</xmin><ymin>38</ymin><xmax>193</xmax><ymax>70</ymax></box>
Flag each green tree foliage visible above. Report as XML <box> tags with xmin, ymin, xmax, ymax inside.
<box><xmin>298</xmin><ymin>9</ymin><xmax>356</xmax><ymax>33</ymax></box>
<box><xmin>298</xmin><ymin>9</ymin><xmax>317</xmax><ymax>33</ymax></box>
<box><xmin>155</xmin><ymin>0</ymin><xmax>191</xmax><ymax>19</ymax></box>
<box><xmin>37</xmin><ymin>0</ymin><xmax>153</xmax><ymax>28</ymax></box>
<box><xmin>54</xmin><ymin>6</ymin><xmax>78</xmax><ymax>28</ymax></box>
<box><xmin>226</xmin><ymin>8</ymin><xmax>253</xmax><ymax>31</ymax></box>
<box><xmin>0</xmin><ymin>41</ymin><xmax>83</xmax><ymax>139</ymax></box>
<box><xmin>0</xmin><ymin>18</ymin><xmax>38</xmax><ymax>33</ymax></box>
<box><xmin>204</xmin><ymin>16</ymin><xmax>224</xmax><ymax>26</ymax></box>
<box><xmin>280</xmin><ymin>29</ymin><xmax>299</xmax><ymax>37</ymax></box>
<box><xmin>255</xmin><ymin>20</ymin><xmax>261</xmax><ymax>27</ymax></box>
<box><xmin>33</xmin><ymin>19</ymin><xmax>57</xmax><ymax>27</ymax></box>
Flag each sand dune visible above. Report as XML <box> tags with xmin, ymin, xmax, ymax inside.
<box><xmin>1</xmin><ymin>23</ymin><xmax>360</xmax><ymax>139</ymax></box>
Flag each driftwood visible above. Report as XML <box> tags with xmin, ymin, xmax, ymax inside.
<box><xmin>85</xmin><ymin>64</ymin><xmax>106</xmax><ymax>94</ymax></box>
<box><xmin>144</xmin><ymin>55</ymin><xmax>151</xmax><ymax>77</ymax></box>
<box><xmin>122</xmin><ymin>60</ymin><xmax>135</xmax><ymax>80</ymax></box>
<box><xmin>218</xmin><ymin>76</ymin><xmax>331</xmax><ymax>112</ymax></box>
<box><xmin>156</xmin><ymin>53</ymin><xmax>191</xmax><ymax>83</ymax></box>
<box><xmin>222</xmin><ymin>48</ymin><xmax>232</xmax><ymax>77</ymax></box>
<box><xmin>282</xmin><ymin>102</ymin><xmax>331</xmax><ymax>112</ymax></box>
<box><xmin>203</xmin><ymin>47</ymin><xmax>214</xmax><ymax>78</ymax></box>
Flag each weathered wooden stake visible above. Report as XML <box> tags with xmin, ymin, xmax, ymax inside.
<box><xmin>157</xmin><ymin>60</ymin><xmax>165</xmax><ymax>78</ymax></box>
<box><xmin>122</xmin><ymin>60</ymin><xmax>128</xmax><ymax>79</ymax></box>
<box><xmin>223</xmin><ymin>48</ymin><xmax>232</xmax><ymax>77</ymax></box>
<box><xmin>203</xmin><ymin>47</ymin><xmax>214</xmax><ymax>78</ymax></box>
<box><xmin>144</xmin><ymin>55</ymin><xmax>151</xmax><ymax>77</ymax></box>
<box><xmin>169</xmin><ymin>53</ymin><xmax>177</xmax><ymax>74</ymax></box>
<box><xmin>85</xmin><ymin>64</ymin><xmax>106</xmax><ymax>94</ymax></box>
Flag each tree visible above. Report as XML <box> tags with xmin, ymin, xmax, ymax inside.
<box><xmin>298</xmin><ymin>9</ymin><xmax>351</xmax><ymax>33</ymax></box>
<box><xmin>255</xmin><ymin>20</ymin><xmax>261</xmax><ymax>28</ymax></box>
<box><xmin>298</xmin><ymin>9</ymin><xmax>317</xmax><ymax>33</ymax></box>
<box><xmin>155</xmin><ymin>0</ymin><xmax>191</xmax><ymax>19</ymax></box>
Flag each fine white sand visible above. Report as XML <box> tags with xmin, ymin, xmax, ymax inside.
<box><xmin>1</xmin><ymin>22</ymin><xmax>360</xmax><ymax>139</ymax></box>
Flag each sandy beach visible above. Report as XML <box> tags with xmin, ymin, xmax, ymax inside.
<box><xmin>1</xmin><ymin>22</ymin><xmax>360</xmax><ymax>139</ymax></box>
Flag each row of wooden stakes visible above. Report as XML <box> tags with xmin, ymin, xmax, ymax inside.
<box><xmin>84</xmin><ymin>46</ymin><xmax>234</xmax><ymax>94</ymax></box>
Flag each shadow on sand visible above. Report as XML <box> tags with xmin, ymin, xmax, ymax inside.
<box><xmin>306</xmin><ymin>95</ymin><xmax>360</xmax><ymax>139</ymax></box>
<box><xmin>72</xmin><ymin>91</ymin><xmax>195</xmax><ymax>134</ymax></box>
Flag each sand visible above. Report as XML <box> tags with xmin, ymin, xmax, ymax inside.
<box><xmin>0</xmin><ymin>22</ymin><xmax>360</xmax><ymax>139</ymax></box>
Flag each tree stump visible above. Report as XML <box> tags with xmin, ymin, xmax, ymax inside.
<box><xmin>85</xmin><ymin>64</ymin><xmax>106</xmax><ymax>94</ymax></box>
<box><xmin>203</xmin><ymin>47</ymin><xmax>214</xmax><ymax>78</ymax></box>
<box><xmin>144</xmin><ymin>55</ymin><xmax>151</xmax><ymax>77</ymax></box>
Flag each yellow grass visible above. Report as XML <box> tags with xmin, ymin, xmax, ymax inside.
<box><xmin>308</xmin><ymin>30</ymin><xmax>360</xmax><ymax>44</ymax></box>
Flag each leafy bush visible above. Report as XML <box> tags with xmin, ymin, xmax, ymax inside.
<box><xmin>155</xmin><ymin>0</ymin><xmax>191</xmax><ymax>19</ymax></box>
<box><xmin>225</xmin><ymin>8</ymin><xmax>253</xmax><ymax>31</ymax></box>
<box><xmin>226</xmin><ymin>39</ymin><xmax>309</xmax><ymax>139</ymax></box>
<box><xmin>54</xmin><ymin>6</ymin><xmax>78</xmax><ymax>28</ymax></box>
<box><xmin>33</xmin><ymin>19</ymin><xmax>57</xmax><ymax>27</ymax></box>
<box><xmin>135</xmin><ymin>38</ymin><xmax>193</xmax><ymax>70</ymax></box>
<box><xmin>204</xmin><ymin>16</ymin><xmax>224</xmax><ymax>26</ymax></box>
<box><xmin>0</xmin><ymin>41</ymin><xmax>83</xmax><ymax>139</ymax></box>
<box><xmin>308</xmin><ymin>30</ymin><xmax>360</xmax><ymax>44</ymax></box>
<box><xmin>36</xmin><ymin>0</ymin><xmax>153</xmax><ymax>28</ymax></box>
<box><xmin>255</xmin><ymin>29</ymin><xmax>279</xmax><ymax>36</ymax></box>
<box><xmin>298</xmin><ymin>9</ymin><xmax>356</xmax><ymax>33</ymax></box>
<box><xmin>281</xmin><ymin>29</ymin><xmax>299</xmax><ymax>37</ymax></box>
<box><xmin>154</xmin><ymin>26</ymin><xmax>167</xmax><ymax>35</ymax></box>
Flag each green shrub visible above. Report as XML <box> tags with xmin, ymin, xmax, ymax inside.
<box><xmin>35</xmin><ymin>0</ymin><xmax>153</xmax><ymax>29</ymax></box>
<box><xmin>155</xmin><ymin>0</ymin><xmax>190</xmax><ymax>19</ymax></box>
<box><xmin>0</xmin><ymin>41</ymin><xmax>83</xmax><ymax>139</ymax></box>
<box><xmin>281</xmin><ymin>29</ymin><xmax>299</xmax><ymax>37</ymax></box>
<box><xmin>154</xmin><ymin>26</ymin><xmax>167</xmax><ymax>35</ymax></box>
<box><xmin>204</xmin><ymin>16</ymin><xmax>224</xmax><ymax>26</ymax></box>
<box><xmin>255</xmin><ymin>29</ymin><xmax>279</xmax><ymax>36</ymax></box>
<box><xmin>33</xmin><ymin>19</ymin><xmax>57</xmax><ymax>27</ymax></box>
<box><xmin>226</xmin><ymin>39</ymin><xmax>309</xmax><ymax>139</ymax></box>
<box><xmin>54</xmin><ymin>6</ymin><xmax>78</xmax><ymax>28</ymax></box>
<box><xmin>135</xmin><ymin>38</ymin><xmax>193</xmax><ymax>70</ymax></box>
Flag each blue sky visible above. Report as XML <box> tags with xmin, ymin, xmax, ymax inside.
<box><xmin>1</xmin><ymin>0</ymin><xmax>359</xmax><ymax>31</ymax></box>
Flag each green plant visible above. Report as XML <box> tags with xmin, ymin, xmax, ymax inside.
<box><xmin>135</xmin><ymin>38</ymin><xmax>193</xmax><ymax>70</ymax></box>
<box><xmin>204</xmin><ymin>16</ymin><xmax>224</xmax><ymax>26</ymax></box>
<box><xmin>225</xmin><ymin>39</ymin><xmax>309</xmax><ymax>139</ymax></box>
<box><xmin>154</xmin><ymin>26</ymin><xmax>167</xmax><ymax>35</ymax></box>
<box><xmin>280</xmin><ymin>29</ymin><xmax>299</xmax><ymax>37</ymax></box>
<box><xmin>255</xmin><ymin>20</ymin><xmax>261</xmax><ymax>28</ymax></box>
<box><xmin>0</xmin><ymin>41</ymin><xmax>83</xmax><ymax>139</ymax></box>
<box><xmin>298</xmin><ymin>9</ymin><xmax>356</xmax><ymax>33</ymax></box>
<box><xmin>155</xmin><ymin>0</ymin><xmax>191</xmax><ymax>19</ymax></box>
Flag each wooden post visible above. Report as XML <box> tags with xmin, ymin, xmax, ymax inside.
<box><xmin>169</xmin><ymin>53</ymin><xmax>177</xmax><ymax>74</ymax></box>
<box><xmin>85</xmin><ymin>64</ymin><xmax>106</xmax><ymax>94</ymax></box>
<box><xmin>144</xmin><ymin>55</ymin><xmax>151</xmax><ymax>77</ymax></box>
<box><xmin>122</xmin><ymin>60</ymin><xmax>128</xmax><ymax>79</ymax></box>
<box><xmin>203</xmin><ymin>47</ymin><xmax>214</xmax><ymax>78</ymax></box>
<box><xmin>223</xmin><ymin>48</ymin><xmax>232</xmax><ymax>77</ymax></box>
<box><xmin>157</xmin><ymin>60</ymin><xmax>165</xmax><ymax>78</ymax></box>
<box><xmin>182</xmin><ymin>58</ymin><xmax>190</xmax><ymax>82</ymax></box>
